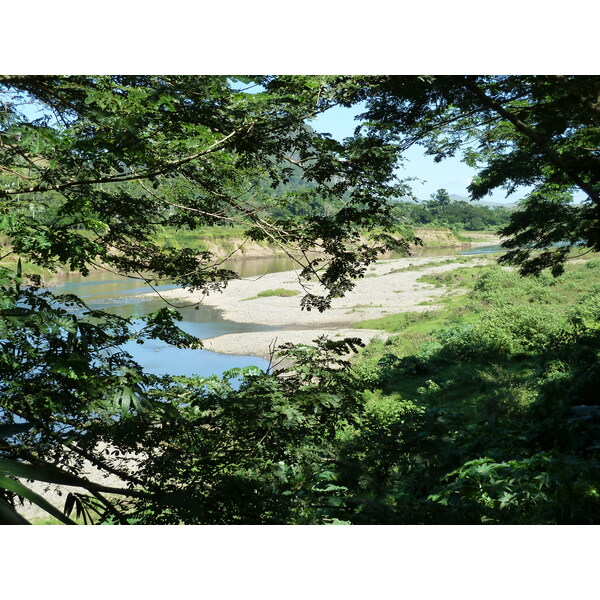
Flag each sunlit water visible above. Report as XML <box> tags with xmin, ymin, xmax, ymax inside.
<box><xmin>457</xmin><ymin>244</ymin><xmax>503</xmax><ymax>255</ymax></box>
<box><xmin>51</xmin><ymin>245</ymin><xmax>503</xmax><ymax>377</ymax></box>
<box><xmin>54</xmin><ymin>269</ymin><xmax>276</xmax><ymax>377</ymax></box>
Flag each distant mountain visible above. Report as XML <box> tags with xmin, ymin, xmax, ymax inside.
<box><xmin>448</xmin><ymin>194</ymin><xmax>471</xmax><ymax>202</ymax></box>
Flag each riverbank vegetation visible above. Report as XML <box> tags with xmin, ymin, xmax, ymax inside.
<box><xmin>345</xmin><ymin>258</ymin><xmax>600</xmax><ymax>523</ymax></box>
<box><xmin>1</xmin><ymin>75</ymin><xmax>599</xmax><ymax>524</ymax></box>
<box><xmin>392</xmin><ymin>188</ymin><xmax>514</xmax><ymax>233</ymax></box>
<box><xmin>0</xmin><ymin>221</ymin><xmax>481</xmax><ymax>287</ymax></box>
<box><xmin>106</xmin><ymin>255</ymin><xmax>597</xmax><ymax>525</ymax></box>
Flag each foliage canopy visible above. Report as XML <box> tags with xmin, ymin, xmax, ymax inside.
<box><xmin>0</xmin><ymin>75</ymin><xmax>409</xmax><ymax>523</ymax></box>
<box><xmin>339</xmin><ymin>75</ymin><xmax>600</xmax><ymax>274</ymax></box>
<box><xmin>1</xmin><ymin>75</ymin><xmax>599</xmax><ymax>524</ymax></box>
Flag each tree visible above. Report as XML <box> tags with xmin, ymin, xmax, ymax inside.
<box><xmin>327</xmin><ymin>75</ymin><xmax>600</xmax><ymax>275</ymax></box>
<box><xmin>0</xmin><ymin>75</ymin><xmax>413</xmax><ymax>523</ymax></box>
<box><xmin>428</xmin><ymin>188</ymin><xmax>451</xmax><ymax>208</ymax></box>
<box><xmin>4</xmin><ymin>74</ymin><xmax>597</xmax><ymax>524</ymax></box>
<box><xmin>0</xmin><ymin>76</ymin><xmax>412</xmax><ymax>303</ymax></box>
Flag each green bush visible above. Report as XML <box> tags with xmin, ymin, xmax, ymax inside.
<box><xmin>472</xmin><ymin>267</ymin><xmax>559</xmax><ymax>307</ymax></box>
<box><xmin>429</xmin><ymin>452</ymin><xmax>600</xmax><ymax>524</ymax></box>
<box><xmin>437</xmin><ymin>304</ymin><xmax>567</xmax><ymax>359</ymax></box>
<box><xmin>473</xmin><ymin>267</ymin><xmax>514</xmax><ymax>293</ymax></box>
<box><xmin>567</xmin><ymin>285</ymin><xmax>600</xmax><ymax>325</ymax></box>
<box><xmin>497</xmin><ymin>305</ymin><xmax>566</xmax><ymax>351</ymax></box>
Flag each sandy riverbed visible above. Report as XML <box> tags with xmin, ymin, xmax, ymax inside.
<box><xmin>146</xmin><ymin>254</ymin><xmax>491</xmax><ymax>359</ymax></box>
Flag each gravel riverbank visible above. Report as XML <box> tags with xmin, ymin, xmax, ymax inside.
<box><xmin>148</xmin><ymin>254</ymin><xmax>491</xmax><ymax>359</ymax></box>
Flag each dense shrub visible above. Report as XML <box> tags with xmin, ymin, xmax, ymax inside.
<box><xmin>436</xmin><ymin>304</ymin><xmax>567</xmax><ymax>358</ymax></box>
<box><xmin>567</xmin><ymin>285</ymin><xmax>600</xmax><ymax>325</ymax></box>
<box><xmin>472</xmin><ymin>267</ymin><xmax>559</xmax><ymax>306</ymax></box>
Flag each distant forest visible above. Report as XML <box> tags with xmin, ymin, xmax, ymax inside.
<box><xmin>390</xmin><ymin>189</ymin><xmax>514</xmax><ymax>231</ymax></box>
<box><xmin>267</xmin><ymin>174</ymin><xmax>514</xmax><ymax>232</ymax></box>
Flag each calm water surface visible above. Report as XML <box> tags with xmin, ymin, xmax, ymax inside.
<box><xmin>54</xmin><ymin>268</ymin><xmax>276</xmax><ymax>377</ymax></box>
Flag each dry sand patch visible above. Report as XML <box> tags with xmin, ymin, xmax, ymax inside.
<box><xmin>149</xmin><ymin>255</ymin><xmax>488</xmax><ymax>358</ymax></box>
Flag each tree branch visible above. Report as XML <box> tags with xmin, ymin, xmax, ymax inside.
<box><xmin>457</xmin><ymin>76</ymin><xmax>600</xmax><ymax>205</ymax></box>
<box><xmin>1</xmin><ymin>127</ymin><xmax>245</xmax><ymax>197</ymax></box>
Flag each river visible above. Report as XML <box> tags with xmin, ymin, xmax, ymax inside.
<box><xmin>52</xmin><ymin>245</ymin><xmax>502</xmax><ymax>377</ymax></box>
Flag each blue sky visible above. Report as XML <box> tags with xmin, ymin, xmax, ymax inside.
<box><xmin>226</xmin><ymin>78</ymin><xmax>513</xmax><ymax>203</ymax></box>
<box><xmin>309</xmin><ymin>103</ymin><xmax>519</xmax><ymax>205</ymax></box>
<box><xmin>310</xmin><ymin>102</ymin><xmax>592</xmax><ymax>206</ymax></box>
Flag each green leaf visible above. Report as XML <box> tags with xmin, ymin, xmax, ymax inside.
<box><xmin>0</xmin><ymin>423</ymin><xmax>34</xmax><ymax>439</ymax></box>
<box><xmin>0</xmin><ymin>458</ymin><xmax>87</xmax><ymax>487</ymax></box>
<box><xmin>63</xmin><ymin>492</ymin><xmax>76</xmax><ymax>518</ymax></box>
<box><xmin>0</xmin><ymin>497</ymin><xmax>32</xmax><ymax>524</ymax></box>
<box><xmin>0</xmin><ymin>475</ymin><xmax>76</xmax><ymax>524</ymax></box>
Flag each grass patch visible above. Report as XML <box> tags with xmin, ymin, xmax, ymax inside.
<box><xmin>385</xmin><ymin>255</ymin><xmax>481</xmax><ymax>275</ymax></box>
<box><xmin>355</xmin><ymin>310</ymin><xmax>437</xmax><ymax>333</ymax></box>
<box><xmin>417</xmin><ymin>264</ymin><xmax>491</xmax><ymax>288</ymax></box>
<box><xmin>0</xmin><ymin>254</ymin><xmax>69</xmax><ymax>284</ymax></box>
<box><xmin>354</xmin><ymin>301</ymin><xmax>476</xmax><ymax>334</ymax></box>
<box><xmin>241</xmin><ymin>288</ymin><xmax>300</xmax><ymax>301</ymax></box>
<box><xmin>353</xmin><ymin>258</ymin><xmax>600</xmax><ymax>404</ymax></box>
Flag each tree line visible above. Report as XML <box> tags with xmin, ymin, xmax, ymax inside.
<box><xmin>392</xmin><ymin>188</ymin><xmax>514</xmax><ymax>231</ymax></box>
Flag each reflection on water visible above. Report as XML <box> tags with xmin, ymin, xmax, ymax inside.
<box><xmin>458</xmin><ymin>244</ymin><xmax>503</xmax><ymax>255</ymax></box>
<box><xmin>221</xmin><ymin>243</ymin><xmax>503</xmax><ymax>276</ymax></box>
<box><xmin>54</xmin><ymin>271</ymin><xmax>273</xmax><ymax>376</ymax></box>
<box><xmin>383</xmin><ymin>244</ymin><xmax>503</xmax><ymax>260</ymax></box>
<box><xmin>57</xmin><ymin>271</ymin><xmax>276</xmax><ymax>336</ymax></box>
<box><xmin>222</xmin><ymin>255</ymin><xmax>304</xmax><ymax>278</ymax></box>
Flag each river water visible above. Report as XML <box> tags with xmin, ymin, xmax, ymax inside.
<box><xmin>52</xmin><ymin>245</ymin><xmax>502</xmax><ymax>377</ymax></box>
